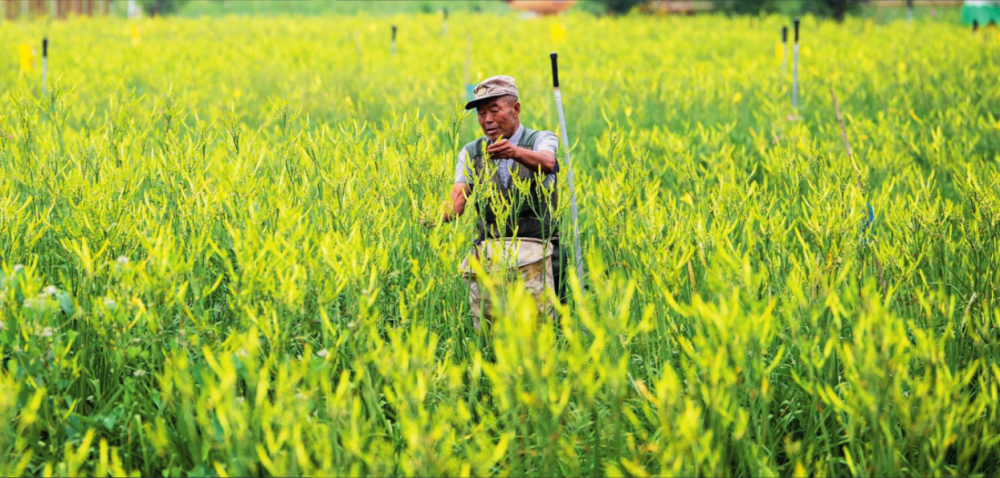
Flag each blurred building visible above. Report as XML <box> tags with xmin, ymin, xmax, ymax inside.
<box><xmin>4</xmin><ymin>0</ymin><xmax>111</xmax><ymax>19</ymax></box>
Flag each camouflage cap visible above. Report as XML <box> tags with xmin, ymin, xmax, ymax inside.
<box><xmin>465</xmin><ymin>75</ymin><xmax>519</xmax><ymax>110</ymax></box>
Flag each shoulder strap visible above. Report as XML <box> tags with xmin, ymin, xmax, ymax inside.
<box><xmin>519</xmin><ymin>128</ymin><xmax>541</xmax><ymax>150</ymax></box>
<box><xmin>463</xmin><ymin>137</ymin><xmax>489</xmax><ymax>164</ymax></box>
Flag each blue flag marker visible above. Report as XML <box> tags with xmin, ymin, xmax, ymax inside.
<box><xmin>860</xmin><ymin>202</ymin><xmax>876</xmax><ymax>245</ymax></box>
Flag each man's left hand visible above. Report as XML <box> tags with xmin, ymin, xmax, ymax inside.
<box><xmin>486</xmin><ymin>139</ymin><xmax>519</xmax><ymax>160</ymax></box>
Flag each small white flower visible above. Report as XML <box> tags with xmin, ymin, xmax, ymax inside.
<box><xmin>133</xmin><ymin>370</ymin><xmax>146</xmax><ymax>377</ymax></box>
<box><xmin>236</xmin><ymin>397</ymin><xmax>245</xmax><ymax>404</ymax></box>
<box><xmin>103</xmin><ymin>298</ymin><xmax>116</xmax><ymax>309</ymax></box>
<box><xmin>42</xmin><ymin>286</ymin><xmax>58</xmax><ymax>297</ymax></box>
<box><xmin>295</xmin><ymin>392</ymin><xmax>308</xmax><ymax>400</ymax></box>
<box><xmin>40</xmin><ymin>327</ymin><xmax>53</xmax><ymax>338</ymax></box>
<box><xmin>13</xmin><ymin>265</ymin><xmax>23</xmax><ymax>273</ymax></box>
<box><xmin>117</xmin><ymin>256</ymin><xmax>130</xmax><ymax>265</ymax></box>
<box><xmin>237</xmin><ymin>348</ymin><xmax>248</xmax><ymax>357</ymax></box>
<box><xmin>316</xmin><ymin>349</ymin><xmax>329</xmax><ymax>358</ymax></box>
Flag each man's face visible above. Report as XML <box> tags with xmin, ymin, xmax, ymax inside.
<box><xmin>476</xmin><ymin>97</ymin><xmax>520</xmax><ymax>142</ymax></box>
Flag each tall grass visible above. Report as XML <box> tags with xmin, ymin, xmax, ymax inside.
<box><xmin>1</xmin><ymin>12</ymin><xmax>998</xmax><ymax>477</ymax></box>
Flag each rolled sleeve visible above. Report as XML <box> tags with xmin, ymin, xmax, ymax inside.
<box><xmin>533</xmin><ymin>131</ymin><xmax>560</xmax><ymax>174</ymax></box>
<box><xmin>533</xmin><ymin>131</ymin><xmax>559</xmax><ymax>154</ymax></box>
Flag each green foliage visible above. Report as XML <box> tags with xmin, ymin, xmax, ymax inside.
<box><xmin>1</xmin><ymin>11</ymin><xmax>1000</xmax><ymax>478</ymax></box>
<box><xmin>801</xmin><ymin>0</ymin><xmax>870</xmax><ymax>22</ymax></box>
<box><xmin>139</xmin><ymin>0</ymin><xmax>189</xmax><ymax>16</ymax></box>
<box><xmin>597</xmin><ymin>0</ymin><xmax>646</xmax><ymax>15</ymax></box>
<box><xmin>712</xmin><ymin>0</ymin><xmax>780</xmax><ymax>16</ymax></box>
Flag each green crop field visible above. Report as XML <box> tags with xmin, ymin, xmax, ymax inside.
<box><xmin>1</xmin><ymin>10</ymin><xmax>999</xmax><ymax>477</ymax></box>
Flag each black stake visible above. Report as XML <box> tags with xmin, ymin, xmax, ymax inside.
<box><xmin>973</xmin><ymin>19</ymin><xmax>978</xmax><ymax>32</ymax></box>
<box><xmin>792</xmin><ymin>18</ymin><xmax>800</xmax><ymax>111</ymax></box>
<box><xmin>391</xmin><ymin>25</ymin><xmax>397</xmax><ymax>55</ymax></box>
<box><xmin>781</xmin><ymin>26</ymin><xmax>787</xmax><ymax>74</ymax></box>
<box><xmin>42</xmin><ymin>37</ymin><xmax>48</xmax><ymax>98</ymax></box>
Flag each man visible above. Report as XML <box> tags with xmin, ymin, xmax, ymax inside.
<box><xmin>429</xmin><ymin>75</ymin><xmax>568</xmax><ymax>303</ymax></box>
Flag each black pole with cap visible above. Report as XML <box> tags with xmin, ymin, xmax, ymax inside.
<box><xmin>792</xmin><ymin>18</ymin><xmax>800</xmax><ymax>112</ymax></box>
<box><xmin>781</xmin><ymin>26</ymin><xmax>787</xmax><ymax>75</ymax></box>
<box><xmin>391</xmin><ymin>25</ymin><xmax>397</xmax><ymax>55</ymax></box>
<box><xmin>443</xmin><ymin>8</ymin><xmax>448</xmax><ymax>36</ymax></box>
<box><xmin>42</xmin><ymin>37</ymin><xmax>48</xmax><ymax>99</ymax></box>
<box><xmin>549</xmin><ymin>52</ymin><xmax>584</xmax><ymax>290</ymax></box>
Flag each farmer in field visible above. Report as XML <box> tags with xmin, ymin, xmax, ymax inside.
<box><xmin>427</xmin><ymin>75</ymin><xmax>566</xmax><ymax>326</ymax></box>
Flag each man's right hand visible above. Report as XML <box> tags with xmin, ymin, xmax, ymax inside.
<box><xmin>422</xmin><ymin>183</ymin><xmax>469</xmax><ymax>228</ymax></box>
<box><xmin>444</xmin><ymin>183</ymin><xmax>471</xmax><ymax>223</ymax></box>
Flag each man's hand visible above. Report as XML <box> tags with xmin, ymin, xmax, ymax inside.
<box><xmin>423</xmin><ymin>183</ymin><xmax>470</xmax><ymax>229</ymax></box>
<box><xmin>486</xmin><ymin>139</ymin><xmax>519</xmax><ymax>160</ymax></box>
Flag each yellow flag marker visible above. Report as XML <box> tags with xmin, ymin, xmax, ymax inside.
<box><xmin>550</xmin><ymin>23</ymin><xmax>567</xmax><ymax>45</ymax></box>
<box><xmin>132</xmin><ymin>25</ymin><xmax>141</xmax><ymax>46</ymax></box>
<box><xmin>18</xmin><ymin>44</ymin><xmax>33</xmax><ymax>72</ymax></box>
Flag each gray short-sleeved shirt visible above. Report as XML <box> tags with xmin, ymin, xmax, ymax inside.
<box><xmin>455</xmin><ymin>124</ymin><xmax>559</xmax><ymax>188</ymax></box>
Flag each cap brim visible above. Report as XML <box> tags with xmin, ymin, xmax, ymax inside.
<box><xmin>464</xmin><ymin>93</ymin><xmax>508</xmax><ymax>111</ymax></box>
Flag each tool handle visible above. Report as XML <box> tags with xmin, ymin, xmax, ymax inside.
<box><xmin>392</xmin><ymin>25</ymin><xmax>397</xmax><ymax>41</ymax></box>
<box><xmin>794</xmin><ymin>18</ymin><xmax>800</xmax><ymax>42</ymax></box>
<box><xmin>43</xmin><ymin>38</ymin><xmax>48</xmax><ymax>57</ymax></box>
<box><xmin>550</xmin><ymin>52</ymin><xmax>559</xmax><ymax>88</ymax></box>
<box><xmin>782</xmin><ymin>26</ymin><xmax>787</xmax><ymax>43</ymax></box>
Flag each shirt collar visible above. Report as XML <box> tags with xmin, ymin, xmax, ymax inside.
<box><xmin>508</xmin><ymin>124</ymin><xmax>526</xmax><ymax>146</ymax></box>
